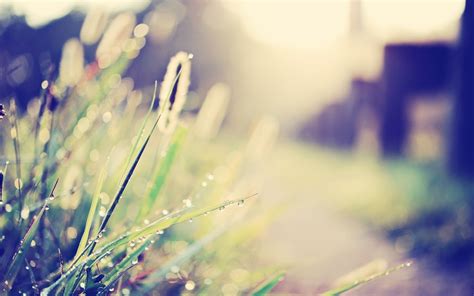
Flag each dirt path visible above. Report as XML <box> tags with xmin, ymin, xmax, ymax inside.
<box><xmin>255</xmin><ymin>144</ymin><xmax>470</xmax><ymax>295</ymax></box>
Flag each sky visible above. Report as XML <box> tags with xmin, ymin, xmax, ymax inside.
<box><xmin>2</xmin><ymin>0</ymin><xmax>465</xmax><ymax>47</ymax></box>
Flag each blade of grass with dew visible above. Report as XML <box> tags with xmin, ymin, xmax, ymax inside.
<box><xmin>118</xmin><ymin>81</ymin><xmax>158</xmax><ymax>184</ymax></box>
<box><xmin>2</xmin><ymin>179</ymin><xmax>58</xmax><ymax>292</ymax></box>
<box><xmin>321</xmin><ymin>262</ymin><xmax>413</xmax><ymax>296</ymax></box>
<box><xmin>2</xmin><ymin>206</ymin><xmax>46</xmax><ymax>291</ymax></box>
<box><xmin>139</xmin><ymin>222</ymin><xmax>230</xmax><ymax>293</ymax></box>
<box><xmin>8</xmin><ymin>99</ymin><xmax>23</xmax><ymax>222</ymax></box>
<box><xmin>141</xmin><ymin>199</ymin><xmax>280</xmax><ymax>293</ymax></box>
<box><xmin>0</xmin><ymin>161</ymin><xmax>8</xmax><ymax>204</ymax></box>
<box><xmin>135</xmin><ymin>124</ymin><xmax>188</xmax><ymax>222</ymax></box>
<box><xmin>62</xmin><ymin>249</ymin><xmax>114</xmax><ymax>295</ymax></box>
<box><xmin>43</xmin><ymin>194</ymin><xmax>256</xmax><ymax>294</ymax></box>
<box><xmin>251</xmin><ymin>272</ymin><xmax>285</xmax><ymax>296</ymax></box>
<box><xmin>86</xmin><ymin>114</ymin><xmax>161</xmax><ymax>256</ymax></box>
<box><xmin>64</xmin><ymin>115</ymin><xmax>163</xmax><ymax>293</ymax></box>
<box><xmin>73</xmin><ymin>157</ymin><xmax>108</xmax><ymax>261</ymax></box>
<box><xmin>101</xmin><ymin>239</ymin><xmax>153</xmax><ymax>289</ymax></box>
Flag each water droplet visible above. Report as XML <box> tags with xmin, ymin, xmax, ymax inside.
<box><xmin>188</xmin><ymin>218</ymin><xmax>193</xmax><ymax>223</ymax></box>
<box><xmin>79</xmin><ymin>282</ymin><xmax>85</xmax><ymax>289</ymax></box>
<box><xmin>201</xmin><ymin>181</ymin><xmax>208</xmax><ymax>187</ymax></box>
<box><xmin>185</xmin><ymin>280</ymin><xmax>196</xmax><ymax>291</ymax></box>
<box><xmin>132</xmin><ymin>258</ymin><xmax>138</xmax><ymax>265</ymax></box>
<box><xmin>109</xmin><ymin>288</ymin><xmax>115</xmax><ymax>292</ymax></box>
<box><xmin>162</xmin><ymin>209</ymin><xmax>169</xmax><ymax>215</ymax></box>
<box><xmin>41</xmin><ymin>80</ymin><xmax>49</xmax><ymax>89</ymax></box>
<box><xmin>144</xmin><ymin>219</ymin><xmax>150</xmax><ymax>225</ymax></box>
<box><xmin>182</xmin><ymin>199</ymin><xmax>192</xmax><ymax>208</ymax></box>
<box><xmin>207</xmin><ymin>174</ymin><xmax>214</xmax><ymax>181</ymax></box>
<box><xmin>129</xmin><ymin>241</ymin><xmax>136</xmax><ymax>248</ymax></box>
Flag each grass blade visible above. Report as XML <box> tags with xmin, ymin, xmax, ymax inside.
<box><xmin>73</xmin><ymin>157</ymin><xmax>108</xmax><ymax>261</ymax></box>
<box><xmin>102</xmin><ymin>239</ymin><xmax>153</xmax><ymax>288</ymax></box>
<box><xmin>321</xmin><ymin>262</ymin><xmax>413</xmax><ymax>296</ymax></box>
<box><xmin>135</xmin><ymin>124</ymin><xmax>188</xmax><ymax>222</ymax></box>
<box><xmin>118</xmin><ymin>81</ymin><xmax>158</xmax><ymax>184</ymax></box>
<box><xmin>251</xmin><ymin>272</ymin><xmax>285</xmax><ymax>296</ymax></box>
<box><xmin>43</xmin><ymin>194</ymin><xmax>256</xmax><ymax>294</ymax></box>
<box><xmin>1</xmin><ymin>179</ymin><xmax>58</xmax><ymax>292</ymax></box>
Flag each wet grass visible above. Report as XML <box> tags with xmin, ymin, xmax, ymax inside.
<box><xmin>0</xmin><ymin>13</ymin><xmax>284</xmax><ymax>295</ymax></box>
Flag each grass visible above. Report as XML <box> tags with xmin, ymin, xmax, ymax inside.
<box><xmin>0</xmin><ymin>11</ymin><xmax>415</xmax><ymax>296</ymax></box>
<box><xmin>0</xmin><ymin>13</ymin><xmax>287</xmax><ymax>295</ymax></box>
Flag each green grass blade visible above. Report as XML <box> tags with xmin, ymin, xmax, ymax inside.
<box><xmin>135</xmin><ymin>125</ymin><xmax>188</xmax><ymax>222</ymax></box>
<box><xmin>251</xmin><ymin>272</ymin><xmax>285</xmax><ymax>296</ymax></box>
<box><xmin>43</xmin><ymin>195</ymin><xmax>256</xmax><ymax>294</ymax></box>
<box><xmin>321</xmin><ymin>262</ymin><xmax>413</xmax><ymax>296</ymax></box>
<box><xmin>102</xmin><ymin>239</ymin><xmax>153</xmax><ymax>288</ymax></box>
<box><xmin>2</xmin><ymin>203</ymin><xmax>47</xmax><ymax>291</ymax></box>
<box><xmin>139</xmin><ymin>223</ymin><xmax>229</xmax><ymax>293</ymax></box>
<box><xmin>73</xmin><ymin>158</ymin><xmax>108</xmax><ymax>262</ymax></box>
<box><xmin>118</xmin><ymin>81</ymin><xmax>158</xmax><ymax>184</ymax></box>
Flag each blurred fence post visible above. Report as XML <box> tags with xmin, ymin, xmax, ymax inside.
<box><xmin>449</xmin><ymin>0</ymin><xmax>474</xmax><ymax>178</ymax></box>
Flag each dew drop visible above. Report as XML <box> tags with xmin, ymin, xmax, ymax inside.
<box><xmin>182</xmin><ymin>199</ymin><xmax>192</xmax><ymax>208</ymax></box>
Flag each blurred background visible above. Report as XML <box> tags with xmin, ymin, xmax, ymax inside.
<box><xmin>1</xmin><ymin>0</ymin><xmax>473</xmax><ymax>294</ymax></box>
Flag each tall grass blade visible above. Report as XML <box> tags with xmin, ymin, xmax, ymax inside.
<box><xmin>73</xmin><ymin>157</ymin><xmax>108</xmax><ymax>261</ymax></box>
<box><xmin>135</xmin><ymin>124</ymin><xmax>188</xmax><ymax>222</ymax></box>
<box><xmin>118</xmin><ymin>81</ymin><xmax>158</xmax><ymax>184</ymax></box>
<box><xmin>1</xmin><ymin>179</ymin><xmax>58</xmax><ymax>292</ymax></box>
